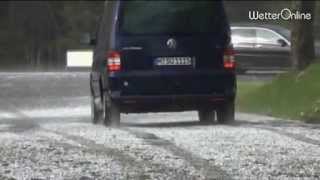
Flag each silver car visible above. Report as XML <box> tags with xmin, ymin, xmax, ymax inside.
<box><xmin>231</xmin><ymin>23</ymin><xmax>291</xmax><ymax>73</ymax></box>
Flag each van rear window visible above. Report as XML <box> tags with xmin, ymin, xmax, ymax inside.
<box><xmin>119</xmin><ymin>1</ymin><xmax>223</xmax><ymax>35</ymax></box>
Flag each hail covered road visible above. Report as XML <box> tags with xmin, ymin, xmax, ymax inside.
<box><xmin>0</xmin><ymin>72</ymin><xmax>320</xmax><ymax>180</ymax></box>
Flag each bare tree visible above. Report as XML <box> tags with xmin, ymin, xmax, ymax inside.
<box><xmin>291</xmin><ymin>1</ymin><xmax>316</xmax><ymax>70</ymax></box>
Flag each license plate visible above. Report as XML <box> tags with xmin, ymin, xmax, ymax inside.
<box><xmin>154</xmin><ymin>57</ymin><xmax>194</xmax><ymax>66</ymax></box>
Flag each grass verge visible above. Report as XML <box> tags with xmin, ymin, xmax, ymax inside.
<box><xmin>237</xmin><ymin>62</ymin><xmax>320</xmax><ymax>123</ymax></box>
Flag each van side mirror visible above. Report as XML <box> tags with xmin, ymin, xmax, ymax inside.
<box><xmin>80</xmin><ymin>33</ymin><xmax>96</xmax><ymax>46</ymax></box>
<box><xmin>277</xmin><ymin>39</ymin><xmax>287</xmax><ymax>47</ymax></box>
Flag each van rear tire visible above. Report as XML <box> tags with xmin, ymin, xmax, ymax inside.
<box><xmin>198</xmin><ymin>109</ymin><xmax>215</xmax><ymax>124</ymax></box>
<box><xmin>103</xmin><ymin>92</ymin><xmax>120</xmax><ymax>127</ymax></box>
<box><xmin>217</xmin><ymin>101</ymin><xmax>235</xmax><ymax>124</ymax></box>
<box><xmin>91</xmin><ymin>96</ymin><xmax>103</xmax><ymax>124</ymax></box>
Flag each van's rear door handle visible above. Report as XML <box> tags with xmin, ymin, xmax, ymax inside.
<box><xmin>122</xmin><ymin>46</ymin><xmax>143</xmax><ymax>50</ymax></box>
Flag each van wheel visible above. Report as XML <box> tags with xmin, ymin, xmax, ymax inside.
<box><xmin>198</xmin><ymin>109</ymin><xmax>215</xmax><ymax>124</ymax></box>
<box><xmin>91</xmin><ymin>95</ymin><xmax>103</xmax><ymax>124</ymax></box>
<box><xmin>217</xmin><ymin>101</ymin><xmax>235</xmax><ymax>124</ymax></box>
<box><xmin>103</xmin><ymin>92</ymin><xmax>120</xmax><ymax>127</ymax></box>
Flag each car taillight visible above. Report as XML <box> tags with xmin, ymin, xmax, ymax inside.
<box><xmin>107</xmin><ymin>51</ymin><xmax>121</xmax><ymax>72</ymax></box>
<box><xmin>223</xmin><ymin>48</ymin><xmax>236</xmax><ymax>70</ymax></box>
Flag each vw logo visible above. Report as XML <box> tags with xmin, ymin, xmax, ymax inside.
<box><xmin>166</xmin><ymin>38</ymin><xmax>177</xmax><ymax>49</ymax></box>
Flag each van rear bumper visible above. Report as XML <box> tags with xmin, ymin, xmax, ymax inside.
<box><xmin>106</xmin><ymin>70</ymin><xmax>236</xmax><ymax>95</ymax></box>
<box><xmin>111</xmin><ymin>94</ymin><xmax>228</xmax><ymax>101</ymax></box>
<box><xmin>110</xmin><ymin>93</ymin><xmax>235</xmax><ymax>113</ymax></box>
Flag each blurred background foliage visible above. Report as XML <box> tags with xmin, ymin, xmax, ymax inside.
<box><xmin>0</xmin><ymin>1</ymin><xmax>104</xmax><ymax>71</ymax></box>
<box><xmin>0</xmin><ymin>1</ymin><xmax>318</xmax><ymax>71</ymax></box>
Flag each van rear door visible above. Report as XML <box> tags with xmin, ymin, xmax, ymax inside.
<box><xmin>117</xmin><ymin>1</ymin><xmax>230</xmax><ymax>72</ymax></box>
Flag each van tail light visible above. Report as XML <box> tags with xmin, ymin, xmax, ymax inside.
<box><xmin>223</xmin><ymin>48</ymin><xmax>236</xmax><ymax>70</ymax></box>
<box><xmin>107</xmin><ymin>51</ymin><xmax>121</xmax><ymax>72</ymax></box>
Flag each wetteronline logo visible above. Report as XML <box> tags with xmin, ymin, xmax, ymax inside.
<box><xmin>249</xmin><ymin>8</ymin><xmax>312</xmax><ymax>21</ymax></box>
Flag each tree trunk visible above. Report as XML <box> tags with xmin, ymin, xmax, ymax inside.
<box><xmin>291</xmin><ymin>1</ymin><xmax>316</xmax><ymax>70</ymax></box>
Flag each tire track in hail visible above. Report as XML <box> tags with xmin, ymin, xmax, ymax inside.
<box><xmin>122</xmin><ymin>127</ymin><xmax>233</xmax><ymax>180</ymax></box>
<box><xmin>1</xmin><ymin>101</ymin><xmax>193</xmax><ymax>179</ymax></box>
<box><xmin>235</xmin><ymin>120</ymin><xmax>320</xmax><ymax>147</ymax></box>
<box><xmin>44</xmin><ymin>128</ymin><xmax>199</xmax><ymax>180</ymax></box>
<box><xmin>255</xmin><ymin>126</ymin><xmax>320</xmax><ymax>147</ymax></box>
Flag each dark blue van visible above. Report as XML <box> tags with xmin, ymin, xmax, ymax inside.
<box><xmin>89</xmin><ymin>0</ymin><xmax>236</xmax><ymax>126</ymax></box>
